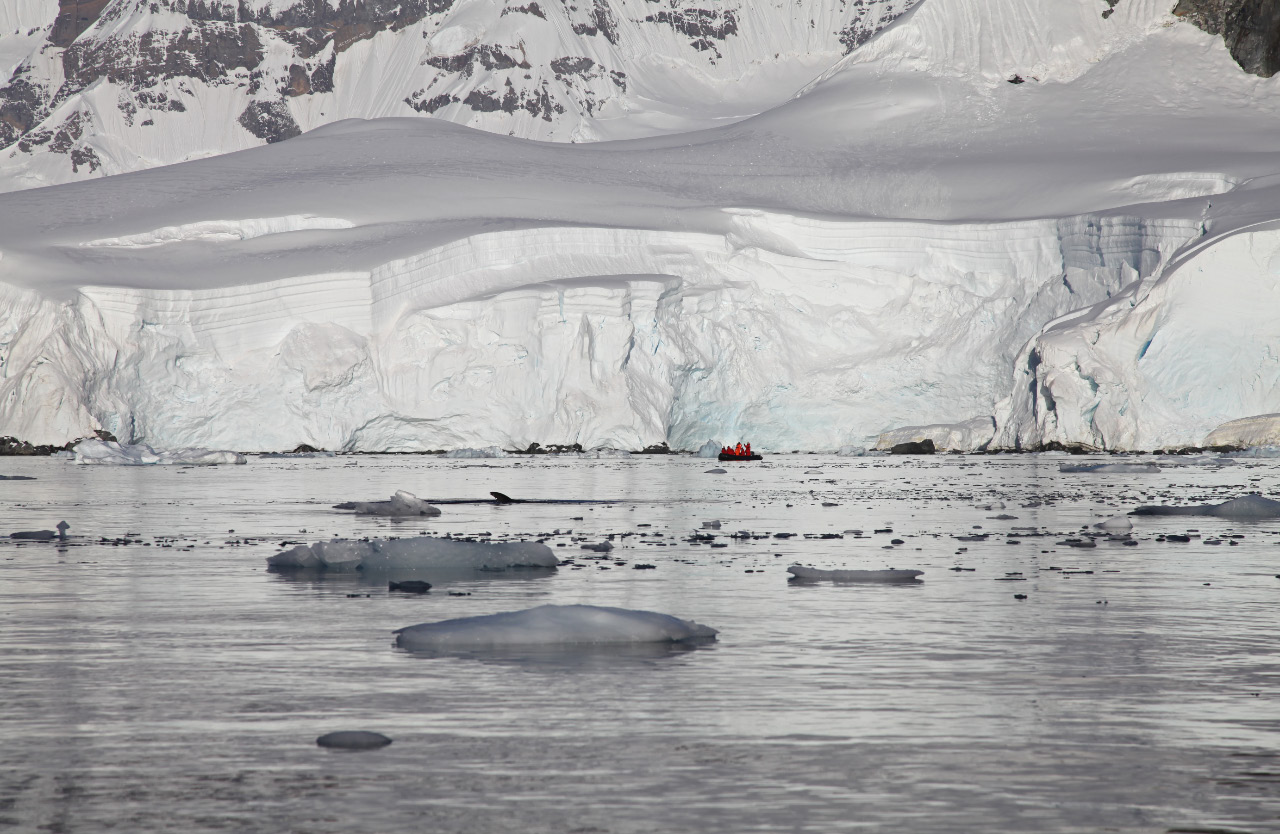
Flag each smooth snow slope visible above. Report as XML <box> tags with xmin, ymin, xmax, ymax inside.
<box><xmin>0</xmin><ymin>0</ymin><xmax>920</xmax><ymax>191</ymax></box>
<box><xmin>3</xmin><ymin>0</ymin><xmax>1280</xmax><ymax>451</ymax></box>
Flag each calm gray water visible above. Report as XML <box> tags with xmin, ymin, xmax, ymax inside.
<box><xmin>2</xmin><ymin>453</ymin><xmax>1278</xmax><ymax>833</ymax></box>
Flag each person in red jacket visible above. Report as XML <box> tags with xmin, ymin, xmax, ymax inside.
<box><xmin>734</xmin><ymin>443</ymin><xmax>743</xmax><ymax>456</ymax></box>
<box><xmin>745</xmin><ymin>443</ymin><xmax>751</xmax><ymax>456</ymax></box>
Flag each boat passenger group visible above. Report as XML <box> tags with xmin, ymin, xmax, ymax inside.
<box><xmin>721</xmin><ymin>443</ymin><xmax>752</xmax><ymax>457</ymax></box>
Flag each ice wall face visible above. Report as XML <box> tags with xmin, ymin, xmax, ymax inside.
<box><xmin>0</xmin><ymin>0</ymin><xmax>920</xmax><ymax>190</ymax></box>
<box><xmin>0</xmin><ymin>196</ymin><xmax>1201</xmax><ymax>451</ymax></box>
<box><xmin>3</xmin><ymin>0</ymin><xmax>1280</xmax><ymax>452</ymax></box>
<box><xmin>997</xmin><ymin>214</ymin><xmax>1280</xmax><ymax>451</ymax></box>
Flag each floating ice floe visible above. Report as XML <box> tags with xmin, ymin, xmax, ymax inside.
<box><xmin>394</xmin><ymin>604</ymin><xmax>718</xmax><ymax>651</ymax></box>
<box><xmin>1058</xmin><ymin>463</ymin><xmax>1160</xmax><ymax>474</ymax></box>
<box><xmin>550</xmin><ymin>448</ymin><xmax>631</xmax><ymax>458</ymax></box>
<box><xmin>704</xmin><ymin>468</ymin><xmax>727</xmax><ymax>474</ymax></box>
<box><xmin>836</xmin><ymin>445</ymin><xmax>870</xmax><ymax>456</ymax></box>
<box><xmin>444</xmin><ymin>446</ymin><xmax>510</xmax><ymax>458</ymax></box>
<box><xmin>1131</xmin><ymin>494</ymin><xmax>1280</xmax><ymax>519</ymax></box>
<box><xmin>266</xmin><ymin>536</ymin><xmax>558</xmax><ymax>571</ymax></box>
<box><xmin>72</xmin><ymin>439</ymin><xmax>246</xmax><ymax>465</ymax></box>
<box><xmin>787</xmin><ymin>565</ymin><xmax>923</xmax><ymax>583</ymax></box>
<box><xmin>1227</xmin><ymin>446</ymin><xmax>1280</xmax><ymax>459</ymax></box>
<box><xmin>1094</xmin><ymin>515</ymin><xmax>1133</xmax><ymax>532</ymax></box>
<box><xmin>260</xmin><ymin>451</ymin><xmax>336</xmax><ymax>459</ymax></box>
<box><xmin>697</xmin><ymin>440</ymin><xmax>722</xmax><ymax>458</ymax></box>
<box><xmin>333</xmin><ymin>490</ymin><xmax>441</xmax><ymax>516</ymax></box>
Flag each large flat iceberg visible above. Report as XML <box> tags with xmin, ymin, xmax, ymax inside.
<box><xmin>394</xmin><ymin>604</ymin><xmax>718</xmax><ymax>651</ymax></box>
<box><xmin>1131</xmin><ymin>494</ymin><xmax>1280</xmax><ymax>519</ymax></box>
<box><xmin>266</xmin><ymin>536</ymin><xmax>558</xmax><ymax>572</ymax></box>
<box><xmin>73</xmin><ymin>439</ymin><xmax>246</xmax><ymax>466</ymax></box>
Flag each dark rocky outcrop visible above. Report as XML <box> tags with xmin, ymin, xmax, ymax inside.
<box><xmin>0</xmin><ymin>437</ymin><xmax>71</xmax><ymax>456</ymax></box>
<box><xmin>1173</xmin><ymin>0</ymin><xmax>1280</xmax><ymax>77</ymax></box>
<box><xmin>890</xmin><ymin>439</ymin><xmax>935</xmax><ymax>455</ymax></box>
<box><xmin>238</xmin><ymin>101</ymin><xmax>301</xmax><ymax>143</ymax></box>
<box><xmin>840</xmin><ymin>0</ymin><xmax>923</xmax><ymax>53</ymax></box>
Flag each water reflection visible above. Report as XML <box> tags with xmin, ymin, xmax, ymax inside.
<box><xmin>394</xmin><ymin>638</ymin><xmax>718</xmax><ymax>669</ymax></box>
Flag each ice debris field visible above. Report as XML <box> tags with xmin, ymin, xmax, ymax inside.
<box><xmin>3</xmin><ymin>450</ymin><xmax>1280</xmax><ymax>833</ymax></box>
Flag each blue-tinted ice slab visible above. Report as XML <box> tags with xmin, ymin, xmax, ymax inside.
<box><xmin>1059</xmin><ymin>463</ymin><xmax>1160</xmax><ymax>474</ymax></box>
<box><xmin>1131</xmin><ymin>494</ymin><xmax>1280</xmax><ymax>519</ymax></box>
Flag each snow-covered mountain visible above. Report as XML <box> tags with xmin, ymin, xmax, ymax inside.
<box><xmin>3</xmin><ymin>0</ymin><xmax>1280</xmax><ymax>453</ymax></box>
<box><xmin>0</xmin><ymin>0</ymin><xmax>919</xmax><ymax>190</ymax></box>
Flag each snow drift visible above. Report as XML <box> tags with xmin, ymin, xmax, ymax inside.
<box><xmin>393</xmin><ymin>604</ymin><xmax>718</xmax><ymax>650</ymax></box>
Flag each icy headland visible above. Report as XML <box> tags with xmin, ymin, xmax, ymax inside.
<box><xmin>3</xmin><ymin>0</ymin><xmax>1280</xmax><ymax>452</ymax></box>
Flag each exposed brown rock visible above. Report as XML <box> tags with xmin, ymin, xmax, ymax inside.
<box><xmin>1174</xmin><ymin>0</ymin><xmax>1280</xmax><ymax>77</ymax></box>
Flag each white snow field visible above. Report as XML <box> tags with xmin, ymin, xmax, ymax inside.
<box><xmin>0</xmin><ymin>0</ymin><xmax>922</xmax><ymax>190</ymax></box>
<box><xmin>72</xmin><ymin>438</ymin><xmax>247</xmax><ymax>465</ymax></box>
<box><xmin>3</xmin><ymin>0</ymin><xmax>1280</xmax><ymax>452</ymax></box>
<box><xmin>266</xmin><ymin>535</ymin><xmax>558</xmax><ymax>571</ymax></box>
<box><xmin>394</xmin><ymin>604</ymin><xmax>718</xmax><ymax>650</ymax></box>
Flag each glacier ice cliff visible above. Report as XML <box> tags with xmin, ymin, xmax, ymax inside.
<box><xmin>3</xmin><ymin>0</ymin><xmax>1280</xmax><ymax>452</ymax></box>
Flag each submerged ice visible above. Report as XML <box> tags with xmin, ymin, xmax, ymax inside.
<box><xmin>394</xmin><ymin>605</ymin><xmax>718</xmax><ymax>651</ymax></box>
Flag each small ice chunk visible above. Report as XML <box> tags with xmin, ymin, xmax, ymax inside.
<box><xmin>696</xmin><ymin>440</ymin><xmax>722</xmax><ymax>458</ymax></box>
<box><xmin>267</xmin><ymin>536</ymin><xmax>557</xmax><ymax>572</ymax></box>
<box><xmin>1094</xmin><ymin>515</ymin><xmax>1132</xmax><ymax>531</ymax></box>
<box><xmin>444</xmin><ymin>446</ymin><xmax>509</xmax><ymax>458</ymax></box>
<box><xmin>316</xmin><ymin>731</ymin><xmax>392</xmax><ymax>750</ymax></box>
<box><xmin>333</xmin><ymin>490</ymin><xmax>441</xmax><ymax>516</ymax></box>
<box><xmin>702</xmin><ymin>521</ymin><xmax>721</xmax><ymax>529</ymax></box>
<box><xmin>581</xmin><ymin>541</ymin><xmax>613</xmax><ymax>552</ymax></box>
<box><xmin>836</xmin><ymin>445</ymin><xmax>868</xmax><ymax>456</ymax></box>
<box><xmin>73</xmin><ymin>439</ymin><xmax>245</xmax><ymax>466</ymax></box>
<box><xmin>787</xmin><ymin>565</ymin><xmax>923</xmax><ymax>583</ymax></box>
<box><xmin>394</xmin><ymin>604</ymin><xmax>717</xmax><ymax>650</ymax></box>
<box><xmin>1059</xmin><ymin>463</ymin><xmax>1160</xmax><ymax>474</ymax></box>
<box><xmin>704</xmin><ymin>468</ymin><xmax>728</xmax><ymax>474</ymax></box>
